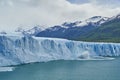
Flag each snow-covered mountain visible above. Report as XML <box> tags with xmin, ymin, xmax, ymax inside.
<box><xmin>61</xmin><ymin>16</ymin><xmax>109</xmax><ymax>28</ymax></box>
<box><xmin>35</xmin><ymin>14</ymin><xmax>120</xmax><ymax>39</ymax></box>
<box><xmin>11</xmin><ymin>15</ymin><xmax>108</xmax><ymax>37</ymax></box>
<box><xmin>85</xmin><ymin>16</ymin><xmax>109</xmax><ymax>25</ymax></box>
<box><xmin>36</xmin><ymin>16</ymin><xmax>109</xmax><ymax>39</ymax></box>
<box><xmin>15</xmin><ymin>25</ymin><xmax>45</xmax><ymax>36</ymax></box>
<box><xmin>77</xmin><ymin>13</ymin><xmax>120</xmax><ymax>42</ymax></box>
<box><xmin>23</xmin><ymin>26</ymin><xmax>44</xmax><ymax>35</ymax></box>
<box><xmin>2</xmin><ymin>14</ymin><xmax>118</xmax><ymax>39</ymax></box>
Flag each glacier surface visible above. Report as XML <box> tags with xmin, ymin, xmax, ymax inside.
<box><xmin>0</xmin><ymin>34</ymin><xmax>120</xmax><ymax>66</ymax></box>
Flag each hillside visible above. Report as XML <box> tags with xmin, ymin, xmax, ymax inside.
<box><xmin>36</xmin><ymin>16</ymin><xmax>108</xmax><ymax>39</ymax></box>
<box><xmin>76</xmin><ymin>17</ymin><xmax>120</xmax><ymax>43</ymax></box>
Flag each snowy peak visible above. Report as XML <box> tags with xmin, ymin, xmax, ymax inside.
<box><xmin>110</xmin><ymin>13</ymin><xmax>120</xmax><ymax>20</ymax></box>
<box><xmin>62</xmin><ymin>21</ymin><xmax>89</xmax><ymax>28</ymax></box>
<box><xmin>86</xmin><ymin>16</ymin><xmax>109</xmax><ymax>23</ymax></box>
<box><xmin>75</xmin><ymin>16</ymin><xmax>109</xmax><ymax>27</ymax></box>
<box><xmin>61</xmin><ymin>16</ymin><xmax>109</xmax><ymax>28</ymax></box>
<box><xmin>15</xmin><ymin>25</ymin><xmax>45</xmax><ymax>36</ymax></box>
<box><xmin>85</xmin><ymin>16</ymin><xmax>109</xmax><ymax>25</ymax></box>
<box><xmin>86</xmin><ymin>16</ymin><xmax>103</xmax><ymax>22</ymax></box>
<box><xmin>24</xmin><ymin>26</ymin><xmax>43</xmax><ymax>35</ymax></box>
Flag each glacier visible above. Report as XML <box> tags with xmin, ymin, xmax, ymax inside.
<box><xmin>0</xmin><ymin>34</ymin><xmax>120</xmax><ymax>66</ymax></box>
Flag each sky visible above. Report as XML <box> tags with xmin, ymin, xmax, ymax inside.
<box><xmin>0</xmin><ymin>0</ymin><xmax>120</xmax><ymax>32</ymax></box>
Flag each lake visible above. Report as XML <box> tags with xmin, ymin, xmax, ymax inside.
<box><xmin>0</xmin><ymin>57</ymin><xmax>120</xmax><ymax>80</ymax></box>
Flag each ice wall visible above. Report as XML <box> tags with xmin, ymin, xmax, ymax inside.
<box><xmin>0</xmin><ymin>35</ymin><xmax>120</xmax><ymax>66</ymax></box>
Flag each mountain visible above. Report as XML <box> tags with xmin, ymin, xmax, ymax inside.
<box><xmin>36</xmin><ymin>16</ymin><xmax>109</xmax><ymax>39</ymax></box>
<box><xmin>15</xmin><ymin>14</ymin><xmax>120</xmax><ymax>43</ymax></box>
<box><xmin>15</xmin><ymin>25</ymin><xmax>44</xmax><ymax>36</ymax></box>
<box><xmin>76</xmin><ymin>14</ymin><xmax>120</xmax><ymax>42</ymax></box>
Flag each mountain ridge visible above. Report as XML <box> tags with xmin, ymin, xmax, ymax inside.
<box><xmin>1</xmin><ymin>14</ymin><xmax>120</xmax><ymax>43</ymax></box>
<box><xmin>76</xmin><ymin>14</ymin><xmax>120</xmax><ymax>42</ymax></box>
<box><xmin>36</xmin><ymin>15</ymin><xmax>109</xmax><ymax>39</ymax></box>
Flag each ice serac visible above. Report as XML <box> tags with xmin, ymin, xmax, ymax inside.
<box><xmin>0</xmin><ymin>35</ymin><xmax>120</xmax><ymax>66</ymax></box>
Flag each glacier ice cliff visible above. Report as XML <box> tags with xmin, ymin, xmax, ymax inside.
<box><xmin>0</xmin><ymin>34</ymin><xmax>120</xmax><ymax>66</ymax></box>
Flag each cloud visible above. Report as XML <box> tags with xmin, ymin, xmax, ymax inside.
<box><xmin>68</xmin><ymin>0</ymin><xmax>120</xmax><ymax>8</ymax></box>
<box><xmin>0</xmin><ymin>0</ymin><xmax>120</xmax><ymax>32</ymax></box>
<box><xmin>67</xmin><ymin>0</ymin><xmax>90</xmax><ymax>4</ymax></box>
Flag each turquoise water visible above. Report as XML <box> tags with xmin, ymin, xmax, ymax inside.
<box><xmin>0</xmin><ymin>57</ymin><xmax>120</xmax><ymax>80</ymax></box>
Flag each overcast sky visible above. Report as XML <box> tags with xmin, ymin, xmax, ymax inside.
<box><xmin>0</xmin><ymin>0</ymin><xmax>120</xmax><ymax>32</ymax></box>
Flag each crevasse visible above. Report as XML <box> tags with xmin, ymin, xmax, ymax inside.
<box><xmin>0</xmin><ymin>35</ymin><xmax>120</xmax><ymax>66</ymax></box>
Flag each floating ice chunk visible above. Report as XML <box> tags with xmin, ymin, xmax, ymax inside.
<box><xmin>0</xmin><ymin>67</ymin><xmax>15</xmax><ymax>72</ymax></box>
<box><xmin>78</xmin><ymin>51</ymin><xmax>90</xmax><ymax>59</ymax></box>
